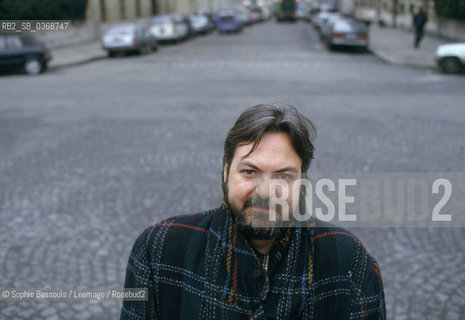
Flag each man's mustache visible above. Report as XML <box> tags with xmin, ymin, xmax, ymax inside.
<box><xmin>242</xmin><ymin>195</ymin><xmax>271</xmax><ymax>211</ymax></box>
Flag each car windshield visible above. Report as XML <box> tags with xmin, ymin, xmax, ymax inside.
<box><xmin>106</xmin><ymin>25</ymin><xmax>135</xmax><ymax>35</ymax></box>
<box><xmin>171</xmin><ymin>15</ymin><xmax>183</xmax><ymax>22</ymax></box>
<box><xmin>0</xmin><ymin>36</ymin><xmax>6</xmax><ymax>50</ymax></box>
<box><xmin>334</xmin><ymin>20</ymin><xmax>366</xmax><ymax>32</ymax></box>
<box><xmin>318</xmin><ymin>12</ymin><xmax>331</xmax><ymax>19</ymax></box>
<box><xmin>3</xmin><ymin>35</ymin><xmax>23</xmax><ymax>49</ymax></box>
<box><xmin>152</xmin><ymin>16</ymin><xmax>171</xmax><ymax>24</ymax></box>
<box><xmin>194</xmin><ymin>16</ymin><xmax>207</xmax><ymax>23</ymax></box>
<box><xmin>21</xmin><ymin>35</ymin><xmax>39</xmax><ymax>47</ymax></box>
<box><xmin>219</xmin><ymin>15</ymin><xmax>234</xmax><ymax>22</ymax></box>
<box><xmin>328</xmin><ymin>14</ymin><xmax>341</xmax><ymax>21</ymax></box>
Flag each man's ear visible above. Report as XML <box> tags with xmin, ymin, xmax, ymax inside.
<box><xmin>223</xmin><ymin>164</ymin><xmax>228</xmax><ymax>183</ymax></box>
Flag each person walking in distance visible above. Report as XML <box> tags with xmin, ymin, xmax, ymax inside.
<box><xmin>413</xmin><ymin>6</ymin><xmax>428</xmax><ymax>49</ymax></box>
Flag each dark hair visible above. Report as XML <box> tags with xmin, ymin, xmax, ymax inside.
<box><xmin>222</xmin><ymin>103</ymin><xmax>316</xmax><ymax>181</ymax></box>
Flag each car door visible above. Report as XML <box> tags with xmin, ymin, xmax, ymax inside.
<box><xmin>173</xmin><ymin>16</ymin><xmax>187</xmax><ymax>38</ymax></box>
<box><xmin>0</xmin><ymin>35</ymin><xmax>25</xmax><ymax>67</ymax></box>
<box><xmin>136</xmin><ymin>27</ymin><xmax>145</xmax><ymax>48</ymax></box>
<box><xmin>142</xmin><ymin>27</ymin><xmax>154</xmax><ymax>47</ymax></box>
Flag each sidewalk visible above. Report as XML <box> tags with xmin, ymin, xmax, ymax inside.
<box><xmin>48</xmin><ymin>40</ymin><xmax>106</xmax><ymax>70</ymax></box>
<box><xmin>368</xmin><ymin>24</ymin><xmax>450</xmax><ymax>69</ymax></box>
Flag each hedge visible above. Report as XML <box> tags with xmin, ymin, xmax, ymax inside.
<box><xmin>435</xmin><ymin>0</ymin><xmax>465</xmax><ymax>20</ymax></box>
<box><xmin>0</xmin><ymin>0</ymin><xmax>88</xmax><ymax>21</ymax></box>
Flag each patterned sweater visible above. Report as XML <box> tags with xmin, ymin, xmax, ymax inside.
<box><xmin>121</xmin><ymin>204</ymin><xmax>386</xmax><ymax>319</ymax></box>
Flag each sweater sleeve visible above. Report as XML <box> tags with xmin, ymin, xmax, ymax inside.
<box><xmin>349</xmin><ymin>261</ymin><xmax>386</xmax><ymax>320</ymax></box>
<box><xmin>120</xmin><ymin>227</ymin><xmax>157</xmax><ymax>320</ymax></box>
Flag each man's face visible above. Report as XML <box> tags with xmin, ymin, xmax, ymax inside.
<box><xmin>223</xmin><ymin>132</ymin><xmax>302</xmax><ymax>234</ymax></box>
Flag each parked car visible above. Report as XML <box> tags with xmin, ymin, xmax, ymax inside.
<box><xmin>237</xmin><ymin>10</ymin><xmax>253</xmax><ymax>26</ymax></box>
<box><xmin>189</xmin><ymin>15</ymin><xmax>206</xmax><ymax>35</ymax></box>
<box><xmin>0</xmin><ymin>33</ymin><xmax>51</xmax><ymax>75</ymax></box>
<box><xmin>204</xmin><ymin>13</ymin><xmax>218</xmax><ymax>31</ymax></box>
<box><xmin>170</xmin><ymin>14</ymin><xmax>192</xmax><ymax>40</ymax></box>
<box><xmin>149</xmin><ymin>15</ymin><xmax>188</xmax><ymax>43</ymax></box>
<box><xmin>261</xmin><ymin>6</ymin><xmax>273</xmax><ymax>20</ymax></box>
<box><xmin>188</xmin><ymin>14</ymin><xmax>212</xmax><ymax>35</ymax></box>
<box><xmin>324</xmin><ymin>18</ymin><xmax>369</xmax><ymax>51</ymax></box>
<box><xmin>435</xmin><ymin>43</ymin><xmax>465</xmax><ymax>74</ymax></box>
<box><xmin>179</xmin><ymin>14</ymin><xmax>196</xmax><ymax>38</ymax></box>
<box><xmin>319</xmin><ymin>12</ymin><xmax>343</xmax><ymax>40</ymax></box>
<box><xmin>102</xmin><ymin>23</ymin><xmax>158</xmax><ymax>57</ymax></box>
<box><xmin>312</xmin><ymin>10</ymin><xmax>332</xmax><ymax>31</ymax></box>
<box><xmin>296</xmin><ymin>7</ymin><xmax>309</xmax><ymax>21</ymax></box>
<box><xmin>216</xmin><ymin>12</ymin><xmax>243</xmax><ymax>33</ymax></box>
<box><xmin>249</xmin><ymin>6</ymin><xmax>264</xmax><ymax>22</ymax></box>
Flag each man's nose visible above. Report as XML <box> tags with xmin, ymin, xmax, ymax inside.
<box><xmin>254</xmin><ymin>176</ymin><xmax>271</xmax><ymax>200</ymax></box>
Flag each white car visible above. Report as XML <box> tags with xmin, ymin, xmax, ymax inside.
<box><xmin>435</xmin><ymin>43</ymin><xmax>465</xmax><ymax>74</ymax></box>
<box><xmin>189</xmin><ymin>15</ymin><xmax>210</xmax><ymax>35</ymax></box>
<box><xmin>149</xmin><ymin>15</ymin><xmax>188</xmax><ymax>43</ymax></box>
<box><xmin>319</xmin><ymin>12</ymin><xmax>342</xmax><ymax>39</ymax></box>
<box><xmin>313</xmin><ymin>10</ymin><xmax>332</xmax><ymax>31</ymax></box>
<box><xmin>102</xmin><ymin>23</ymin><xmax>158</xmax><ymax>57</ymax></box>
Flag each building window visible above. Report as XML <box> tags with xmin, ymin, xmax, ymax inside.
<box><xmin>136</xmin><ymin>0</ymin><xmax>141</xmax><ymax>17</ymax></box>
<box><xmin>119</xmin><ymin>0</ymin><xmax>126</xmax><ymax>20</ymax></box>
<box><xmin>100</xmin><ymin>0</ymin><xmax>106</xmax><ymax>22</ymax></box>
<box><xmin>151</xmin><ymin>0</ymin><xmax>158</xmax><ymax>15</ymax></box>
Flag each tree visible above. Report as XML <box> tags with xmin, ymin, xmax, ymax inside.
<box><xmin>0</xmin><ymin>0</ymin><xmax>88</xmax><ymax>21</ymax></box>
<box><xmin>435</xmin><ymin>0</ymin><xmax>465</xmax><ymax>20</ymax></box>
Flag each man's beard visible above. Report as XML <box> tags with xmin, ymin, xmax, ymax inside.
<box><xmin>223</xmin><ymin>179</ymin><xmax>286</xmax><ymax>240</ymax></box>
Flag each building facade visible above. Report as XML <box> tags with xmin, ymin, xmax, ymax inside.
<box><xmin>87</xmin><ymin>0</ymin><xmax>246</xmax><ymax>23</ymax></box>
<box><xmin>347</xmin><ymin>0</ymin><xmax>465</xmax><ymax>40</ymax></box>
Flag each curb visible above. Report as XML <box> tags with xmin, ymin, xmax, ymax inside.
<box><xmin>369</xmin><ymin>47</ymin><xmax>437</xmax><ymax>70</ymax></box>
<box><xmin>49</xmin><ymin>54</ymin><xmax>107</xmax><ymax>71</ymax></box>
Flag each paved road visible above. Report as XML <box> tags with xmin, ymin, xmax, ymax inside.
<box><xmin>0</xmin><ymin>20</ymin><xmax>464</xmax><ymax>319</ymax></box>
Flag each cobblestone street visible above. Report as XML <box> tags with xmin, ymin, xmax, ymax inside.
<box><xmin>0</xmin><ymin>21</ymin><xmax>464</xmax><ymax>319</ymax></box>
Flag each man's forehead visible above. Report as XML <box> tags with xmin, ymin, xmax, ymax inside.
<box><xmin>232</xmin><ymin>133</ymin><xmax>302</xmax><ymax>169</ymax></box>
<box><xmin>235</xmin><ymin>133</ymin><xmax>294</xmax><ymax>152</ymax></box>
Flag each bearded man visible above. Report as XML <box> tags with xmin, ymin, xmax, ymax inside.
<box><xmin>121</xmin><ymin>103</ymin><xmax>386</xmax><ymax>319</ymax></box>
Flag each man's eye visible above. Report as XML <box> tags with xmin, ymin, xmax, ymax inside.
<box><xmin>242</xmin><ymin>170</ymin><xmax>255</xmax><ymax>176</ymax></box>
<box><xmin>277</xmin><ymin>174</ymin><xmax>295</xmax><ymax>182</ymax></box>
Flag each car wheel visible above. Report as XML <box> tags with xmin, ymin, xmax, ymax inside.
<box><xmin>358</xmin><ymin>46</ymin><xmax>369</xmax><ymax>53</ymax></box>
<box><xmin>327</xmin><ymin>41</ymin><xmax>334</xmax><ymax>51</ymax></box>
<box><xmin>108</xmin><ymin>51</ymin><xmax>116</xmax><ymax>58</ymax></box>
<box><xmin>138</xmin><ymin>45</ymin><xmax>151</xmax><ymax>55</ymax></box>
<box><xmin>24</xmin><ymin>57</ymin><xmax>43</xmax><ymax>75</ymax></box>
<box><xmin>440</xmin><ymin>57</ymin><xmax>461</xmax><ymax>74</ymax></box>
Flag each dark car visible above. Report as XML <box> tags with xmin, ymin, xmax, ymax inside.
<box><xmin>204</xmin><ymin>13</ymin><xmax>218</xmax><ymax>31</ymax></box>
<box><xmin>180</xmin><ymin>15</ymin><xmax>196</xmax><ymax>38</ymax></box>
<box><xmin>216</xmin><ymin>12</ymin><xmax>243</xmax><ymax>33</ymax></box>
<box><xmin>0</xmin><ymin>33</ymin><xmax>52</xmax><ymax>75</ymax></box>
